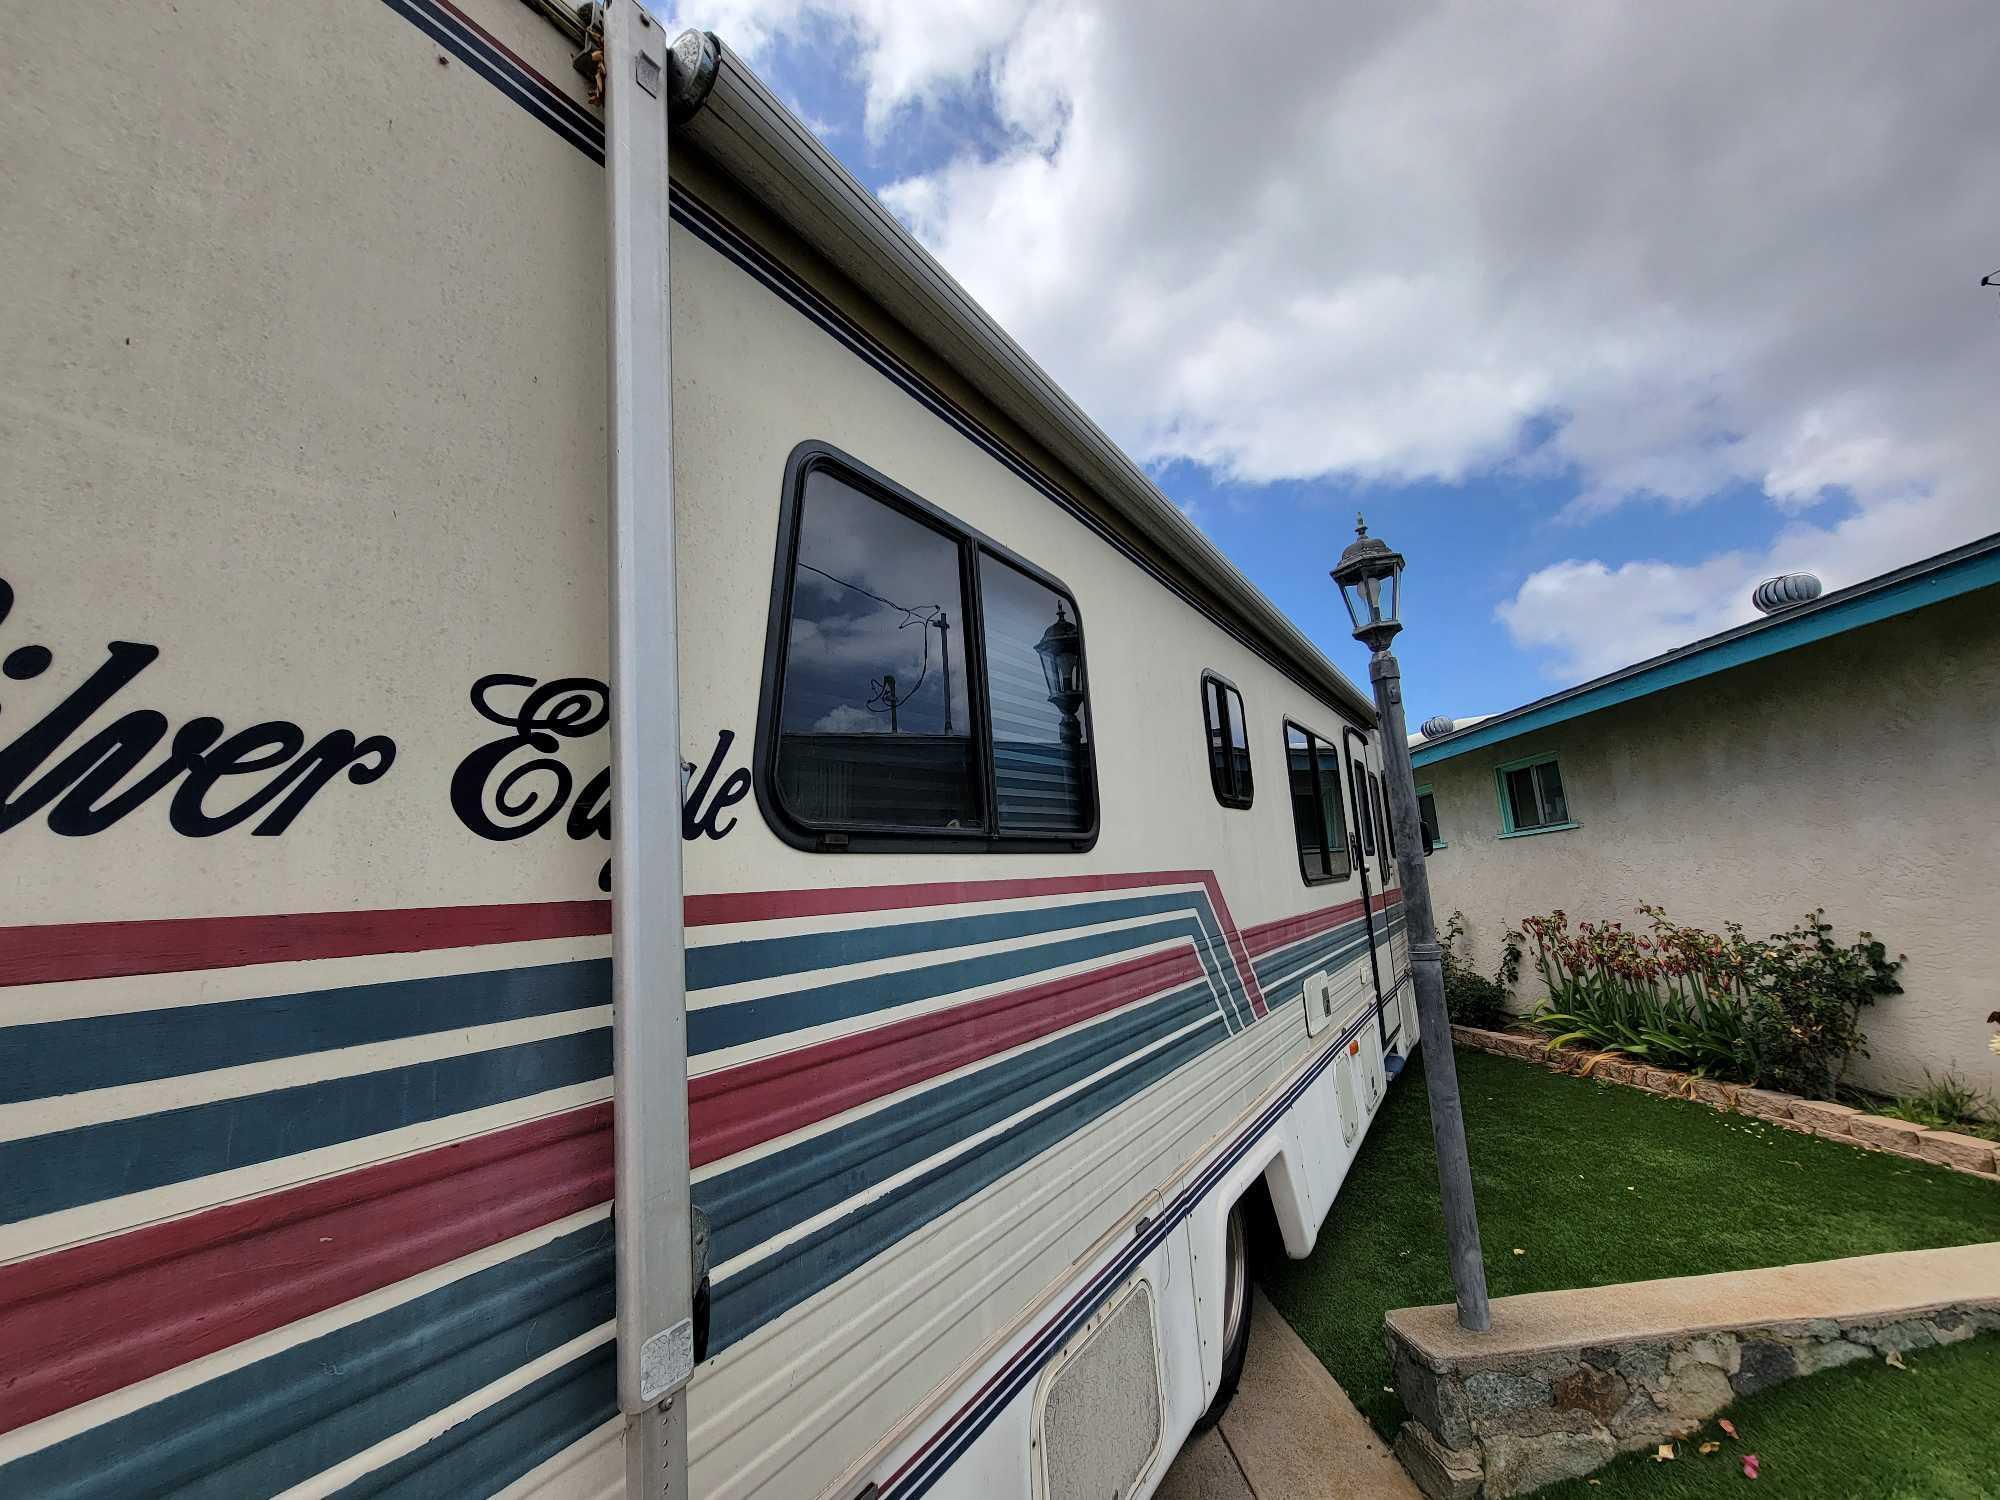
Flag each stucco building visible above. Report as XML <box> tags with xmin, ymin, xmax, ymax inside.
<box><xmin>1412</xmin><ymin>532</ymin><xmax>2000</xmax><ymax>1100</ymax></box>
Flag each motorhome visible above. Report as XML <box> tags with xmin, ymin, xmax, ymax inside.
<box><xmin>0</xmin><ymin>2</ymin><xmax>1414</xmax><ymax>1495</ymax></box>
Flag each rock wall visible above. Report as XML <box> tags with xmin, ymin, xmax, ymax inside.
<box><xmin>1389</xmin><ymin>1306</ymin><xmax>2000</xmax><ymax>1497</ymax></box>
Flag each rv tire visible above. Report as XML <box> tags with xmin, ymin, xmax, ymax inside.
<box><xmin>1193</xmin><ymin>1197</ymin><xmax>1252</xmax><ymax>1431</ymax></box>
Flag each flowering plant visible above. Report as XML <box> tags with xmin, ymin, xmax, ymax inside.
<box><xmin>1523</xmin><ymin>906</ymin><xmax>1748</xmax><ymax>1076</ymax></box>
<box><xmin>1521</xmin><ymin>904</ymin><xmax>1902</xmax><ymax>1096</ymax></box>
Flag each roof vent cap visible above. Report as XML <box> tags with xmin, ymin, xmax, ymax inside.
<box><xmin>1419</xmin><ymin>715</ymin><xmax>1456</xmax><ymax>740</ymax></box>
<box><xmin>1752</xmin><ymin>573</ymin><xmax>1822</xmax><ymax>614</ymax></box>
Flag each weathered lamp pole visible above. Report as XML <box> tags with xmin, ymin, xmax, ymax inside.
<box><xmin>1332</xmin><ymin>516</ymin><xmax>1492</xmax><ymax>1333</ymax></box>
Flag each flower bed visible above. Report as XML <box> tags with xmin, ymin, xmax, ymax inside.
<box><xmin>1451</xmin><ymin>1025</ymin><xmax>2000</xmax><ymax>1181</ymax></box>
<box><xmin>1516</xmin><ymin>905</ymin><xmax>1903</xmax><ymax>1100</ymax></box>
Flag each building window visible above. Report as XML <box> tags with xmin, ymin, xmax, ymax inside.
<box><xmin>1416</xmin><ymin>784</ymin><xmax>1445</xmax><ymax>849</ymax></box>
<box><xmin>1201</xmin><ymin>672</ymin><xmax>1253</xmax><ymax>808</ymax></box>
<box><xmin>1496</xmin><ymin>752</ymin><xmax>1573</xmax><ymax>837</ymax></box>
<box><xmin>1285</xmin><ymin>721</ymin><xmax>1351</xmax><ymax>885</ymax></box>
<box><xmin>761</xmin><ymin>445</ymin><xmax>1096</xmax><ymax>850</ymax></box>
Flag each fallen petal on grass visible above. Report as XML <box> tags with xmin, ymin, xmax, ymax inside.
<box><xmin>1699</xmin><ymin>1441</ymin><xmax>1721</xmax><ymax>1455</ymax></box>
<box><xmin>1654</xmin><ymin>1443</ymin><xmax>1675</xmax><ymax>1461</ymax></box>
<box><xmin>1743</xmin><ymin>1452</ymin><xmax>1761</xmax><ymax>1479</ymax></box>
<box><xmin>1885</xmin><ymin>1348</ymin><xmax>1907</xmax><ymax>1370</ymax></box>
<box><xmin>1719</xmin><ymin>1419</ymin><xmax>1738</xmax><ymax>1439</ymax></box>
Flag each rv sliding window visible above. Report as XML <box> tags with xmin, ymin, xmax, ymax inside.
<box><xmin>1284</xmin><ymin>721</ymin><xmax>1351</xmax><ymax>886</ymax></box>
<box><xmin>756</xmin><ymin>443</ymin><xmax>1099</xmax><ymax>852</ymax></box>
<box><xmin>1201</xmin><ymin>672</ymin><xmax>1253</xmax><ymax>809</ymax></box>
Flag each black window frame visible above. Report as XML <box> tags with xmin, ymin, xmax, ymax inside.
<box><xmin>1284</xmin><ymin>718</ymin><xmax>1353</xmax><ymax>887</ymax></box>
<box><xmin>1200</xmin><ymin>670</ymin><xmax>1254</xmax><ymax>810</ymax></box>
<box><xmin>1369</xmin><ymin>769</ymin><xmax>1393</xmax><ymax>873</ymax></box>
<box><xmin>754</xmin><ymin>441</ymin><xmax>1101</xmax><ymax>854</ymax></box>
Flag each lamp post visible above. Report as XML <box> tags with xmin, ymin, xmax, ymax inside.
<box><xmin>1332</xmin><ymin>515</ymin><xmax>1491</xmax><ymax>1333</ymax></box>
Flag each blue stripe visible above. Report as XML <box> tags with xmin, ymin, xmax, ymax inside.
<box><xmin>0</xmin><ymin>1221</ymin><xmax>613</xmax><ymax>1499</ymax></box>
<box><xmin>687</xmin><ymin>891</ymin><xmax>1197</xmax><ymax>989</ymax></box>
<box><xmin>690</xmin><ymin>918</ymin><xmax>1206</xmax><ymax>1054</ymax></box>
<box><xmin>1250</xmin><ymin>914</ymin><xmax>1372</xmax><ymax>987</ymax></box>
<box><xmin>0</xmin><ymin>1030</ymin><xmax>610</xmax><ymax>1224</ymax></box>
<box><xmin>698</xmin><ymin>981</ymin><xmax>1218</xmax><ymax>1267</ymax></box>
<box><xmin>892</xmin><ymin>999</ymin><xmax>1387</xmax><ymax>1499</ymax></box>
<box><xmin>692</xmin><ymin>893</ymin><xmax>1253</xmax><ymax>1036</ymax></box>
<box><xmin>710</xmin><ymin>1012</ymin><xmax>1228</xmax><ymax>1352</ymax></box>
<box><xmin>331</xmin><ymin>1345</ymin><xmax>615</xmax><ymax>1500</ymax></box>
<box><xmin>0</xmin><ymin>960</ymin><xmax>608</xmax><ymax>1106</ymax></box>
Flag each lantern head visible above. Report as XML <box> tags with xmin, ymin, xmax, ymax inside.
<box><xmin>1330</xmin><ymin>513</ymin><xmax>1405</xmax><ymax>651</ymax></box>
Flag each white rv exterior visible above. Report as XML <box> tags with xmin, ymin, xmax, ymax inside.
<box><xmin>0</xmin><ymin>2</ymin><xmax>1415</xmax><ymax>1496</ymax></box>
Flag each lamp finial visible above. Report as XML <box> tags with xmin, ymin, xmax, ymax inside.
<box><xmin>1355</xmin><ymin>512</ymin><xmax>1368</xmax><ymax>539</ymax></box>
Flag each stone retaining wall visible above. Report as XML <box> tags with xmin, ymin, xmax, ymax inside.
<box><xmin>1385</xmin><ymin>1245</ymin><xmax>2000</xmax><ymax>1497</ymax></box>
<box><xmin>1451</xmin><ymin>1026</ymin><xmax>2000</xmax><ymax>1181</ymax></box>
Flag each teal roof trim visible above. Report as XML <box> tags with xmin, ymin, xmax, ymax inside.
<box><xmin>1412</xmin><ymin>532</ymin><xmax>2000</xmax><ymax>770</ymax></box>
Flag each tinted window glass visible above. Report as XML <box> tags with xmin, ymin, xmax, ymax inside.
<box><xmin>775</xmin><ymin>468</ymin><xmax>979</xmax><ymax>829</ymax></box>
<box><xmin>1535</xmin><ymin>760</ymin><xmax>1568</xmax><ymax>825</ymax></box>
<box><xmin>980</xmin><ymin>552</ymin><xmax>1092</xmax><ymax>835</ymax></box>
<box><xmin>1227</xmin><ymin>689</ymin><xmax>1251</xmax><ymax>798</ymax></box>
<box><xmin>1202</xmin><ymin>674</ymin><xmax>1253</xmax><ymax>808</ymax></box>
<box><xmin>1504</xmin><ymin>765</ymin><xmax>1541</xmax><ymax>830</ymax></box>
<box><xmin>1353</xmin><ymin>758</ymin><xmax>1375</xmax><ymax>855</ymax></box>
<box><xmin>1287</xmin><ymin>722</ymin><xmax>1351</xmax><ymax>884</ymax></box>
<box><xmin>1418</xmin><ymin>791</ymin><xmax>1440</xmax><ymax>847</ymax></box>
<box><xmin>1205</xmin><ymin>679</ymin><xmax>1230</xmax><ymax>789</ymax></box>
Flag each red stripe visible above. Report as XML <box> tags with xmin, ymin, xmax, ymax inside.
<box><xmin>0</xmin><ymin>1105</ymin><xmax>611</xmax><ymax>1437</ymax></box>
<box><xmin>682</xmin><ymin>870</ymin><xmax>1217</xmax><ymax>926</ymax></box>
<box><xmin>2</xmin><ymin>872</ymin><xmax>1271</xmax><ymax>986</ymax></box>
<box><xmin>689</xmin><ymin>947</ymin><xmax>1202</xmax><ymax>1168</ymax></box>
<box><xmin>1188</xmin><ymin>872</ymin><xmax>1266</xmax><ymax>1017</ymax></box>
<box><xmin>0</xmin><ymin>901</ymin><xmax>612</xmax><ymax>986</ymax></box>
<box><xmin>1241</xmin><ymin>890</ymin><xmax>1400</xmax><ymax>957</ymax></box>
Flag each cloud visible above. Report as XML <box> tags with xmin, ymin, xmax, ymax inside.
<box><xmin>1496</xmin><ymin>484</ymin><xmax>1994</xmax><ymax>681</ymax></box>
<box><xmin>689</xmin><ymin>0</ymin><xmax>2000</xmax><ymax>676</ymax></box>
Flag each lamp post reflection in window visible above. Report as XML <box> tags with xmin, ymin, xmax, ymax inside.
<box><xmin>1033</xmin><ymin>601</ymin><xmax>1085</xmax><ymax>746</ymax></box>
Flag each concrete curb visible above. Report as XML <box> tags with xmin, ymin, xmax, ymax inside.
<box><xmin>1450</xmin><ymin>1026</ymin><xmax>2000</xmax><ymax>1183</ymax></box>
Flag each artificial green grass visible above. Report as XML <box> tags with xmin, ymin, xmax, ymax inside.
<box><xmin>1255</xmin><ymin>1047</ymin><xmax>2000</xmax><ymax>1448</ymax></box>
<box><xmin>1538</xmin><ymin>1335</ymin><xmax>2000</xmax><ymax>1498</ymax></box>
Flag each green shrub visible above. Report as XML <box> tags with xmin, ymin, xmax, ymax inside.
<box><xmin>1440</xmin><ymin>910</ymin><xmax>1512</xmax><ymax>1029</ymax></box>
<box><xmin>1734</xmin><ymin>910</ymin><xmax>1902</xmax><ymax>1098</ymax></box>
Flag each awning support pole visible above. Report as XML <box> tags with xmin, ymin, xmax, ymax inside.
<box><xmin>605</xmin><ymin>0</ymin><xmax>694</xmax><ymax>1493</ymax></box>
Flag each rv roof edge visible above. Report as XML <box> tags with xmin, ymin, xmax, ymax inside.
<box><xmin>669</xmin><ymin>29</ymin><xmax>1377</xmax><ymax>728</ymax></box>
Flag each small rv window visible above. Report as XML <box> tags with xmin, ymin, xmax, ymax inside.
<box><xmin>1370</xmin><ymin>770</ymin><xmax>1392</xmax><ymax>859</ymax></box>
<box><xmin>980</xmin><ymin>551</ymin><xmax>1094</xmax><ymax>836</ymax></box>
<box><xmin>1285</xmin><ymin>721</ymin><xmax>1351</xmax><ymax>885</ymax></box>
<box><xmin>1352</xmin><ymin>758</ymin><xmax>1376</xmax><ymax>857</ymax></box>
<box><xmin>760</xmin><ymin>445</ymin><xmax>1098</xmax><ymax>851</ymax></box>
<box><xmin>1201</xmin><ymin>672</ymin><xmax>1253</xmax><ymax>809</ymax></box>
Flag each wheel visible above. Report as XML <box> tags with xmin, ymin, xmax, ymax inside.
<box><xmin>1193</xmin><ymin>1198</ymin><xmax>1253</xmax><ymax>1430</ymax></box>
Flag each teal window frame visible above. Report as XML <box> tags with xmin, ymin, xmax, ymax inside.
<box><xmin>1415</xmin><ymin>782</ymin><xmax>1446</xmax><ymax>849</ymax></box>
<box><xmin>1493</xmin><ymin>752</ymin><xmax>1578</xmax><ymax>838</ymax></box>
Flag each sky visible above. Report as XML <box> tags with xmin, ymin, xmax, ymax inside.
<box><xmin>671</xmin><ymin>0</ymin><xmax>2000</xmax><ymax>724</ymax></box>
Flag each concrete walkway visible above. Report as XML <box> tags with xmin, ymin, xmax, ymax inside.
<box><xmin>1156</xmin><ymin>1291</ymin><xmax>1419</xmax><ymax>1500</ymax></box>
